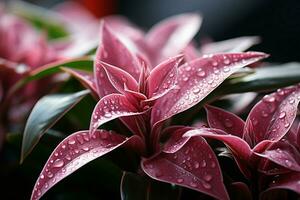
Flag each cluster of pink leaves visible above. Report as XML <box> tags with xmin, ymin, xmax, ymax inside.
<box><xmin>30</xmin><ymin>11</ymin><xmax>270</xmax><ymax>200</ymax></box>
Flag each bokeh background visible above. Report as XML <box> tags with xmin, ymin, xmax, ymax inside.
<box><xmin>2</xmin><ymin>0</ymin><xmax>300</xmax><ymax>199</ymax></box>
<box><xmin>23</xmin><ymin>0</ymin><xmax>300</xmax><ymax>62</ymax></box>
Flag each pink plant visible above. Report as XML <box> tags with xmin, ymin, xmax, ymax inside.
<box><xmin>176</xmin><ymin>84</ymin><xmax>300</xmax><ymax>197</ymax></box>
<box><xmin>30</xmin><ymin>20</ymin><xmax>267</xmax><ymax>200</ymax></box>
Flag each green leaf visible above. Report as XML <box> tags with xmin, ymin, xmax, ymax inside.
<box><xmin>8</xmin><ymin>57</ymin><xmax>93</xmax><ymax>98</ymax></box>
<box><xmin>225</xmin><ymin>62</ymin><xmax>300</xmax><ymax>93</ymax></box>
<box><xmin>9</xmin><ymin>0</ymin><xmax>69</xmax><ymax>39</ymax></box>
<box><xmin>120</xmin><ymin>172</ymin><xmax>181</xmax><ymax>200</ymax></box>
<box><xmin>21</xmin><ymin>90</ymin><xmax>90</xmax><ymax>163</ymax></box>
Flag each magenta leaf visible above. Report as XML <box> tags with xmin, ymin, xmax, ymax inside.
<box><xmin>264</xmin><ymin>172</ymin><xmax>300</xmax><ymax>196</ymax></box>
<box><xmin>243</xmin><ymin>84</ymin><xmax>300</xmax><ymax>146</ymax></box>
<box><xmin>100</xmin><ymin>61</ymin><xmax>139</xmax><ymax>94</ymax></box>
<box><xmin>146</xmin><ymin>13</ymin><xmax>202</xmax><ymax>65</ymax></box>
<box><xmin>61</xmin><ymin>67</ymin><xmax>98</xmax><ymax>99</ymax></box>
<box><xmin>200</xmin><ymin>36</ymin><xmax>260</xmax><ymax>54</ymax></box>
<box><xmin>94</xmin><ymin>22</ymin><xmax>141</xmax><ymax>97</ymax></box>
<box><xmin>185</xmin><ymin>128</ymin><xmax>253</xmax><ymax>178</ymax></box>
<box><xmin>146</xmin><ymin>55</ymin><xmax>183</xmax><ymax>101</ymax></box>
<box><xmin>152</xmin><ymin>52</ymin><xmax>268</xmax><ymax>126</ymax></box>
<box><xmin>142</xmin><ymin>134</ymin><xmax>229</xmax><ymax>200</ymax></box>
<box><xmin>230</xmin><ymin>182</ymin><xmax>252</xmax><ymax>200</ymax></box>
<box><xmin>256</xmin><ymin>140</ymin><xmax>300</xmax><ymax>172</ymax></box>
<box><xmin>31</xmin><ymin>130</ymin><xmax>139</xmax><ymax>200</ymax></box>
<box><xmin>90</xmin><ymin>94</ymin><xmax>141</xmax><ymax>135</ymax></box>
<box><xmin>205</xmin><ymin>105</ymin><xmax>245</xmax><ymax>137</ymax></box>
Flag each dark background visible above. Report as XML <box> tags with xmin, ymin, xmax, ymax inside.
<box><xmin>24</xmin><ymin>0</ymin><xmax>300</xmax><ymax>62</ymax></box>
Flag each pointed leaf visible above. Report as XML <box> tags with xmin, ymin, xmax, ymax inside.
<box><xmin>205</xmin><ymin>105</ymin><xmax>245</xmax><ymax>137</ymax></box>
<box><xmin>21</xmin><ymin>90</ymin><xmax>89</xmax><ymax>162</ymax></box>
<box><xmin>31</xmin><ymin>130</ymin><xmax>138</xmax><ymax>200</ymax></box>
<box><xmin>61</xmin><ymin>67</ymin><xmax>98</xmax><ymax>99</ymax></box>
<box><xmin>142</xmin><ymin>135</ymin><xmax>229</xmax><ymax>200</ymax></box>
<box><xmin>100</xmin><ymin>61</ymin><xmax>139</xmax><ymax>94</ymax></box>
<box><xmin>264</xmin><ymin>172</ymin><xmax>300</xmax><ymax>196</ymax></box>
<box><xmin>256</xmin><ymin>140</ymin><xmax>300</xmax><ymax>172</ymax></box>
<box><xmin>146</xmin><ymin>13</ymin><xmax>202</xmax><ymax>65</ymax></box>
<box><xmin>185</xmin><ymin>128</ymin><xmax>253</xmax><ymax>178</ymax></box>
<box><xmin>146</xmin><ymin>55</ymin><xmax>182</xmax><ymax>101</ymax></box>
<box><xmin>97</xmin><ymin>22</ymin><xmax>141</xmax><ymax>79</ymax></box>
<box><xmin>90</xmin><ymin>94</ymin><xmax>141</xmax><ymax>135</ymax></box>
<box><xmin>200</xmin><ymin>36</ymin><xmax>260</xmax><ymax>54</ymax></box>
<box><xmin>152</xmin><ymin>52</ymin><xmax>268</xmax><ymax>126</ymax></box>
<box><xmin>244</xmin><ymin>84</ymin><xmax>300</xmax><ymax>146</ymax></box>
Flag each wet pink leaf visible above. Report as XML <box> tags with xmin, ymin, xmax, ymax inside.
<box><xmin>61</xmin><ymin>67</ymin><xmax>98</xmax><ymax>99</ymax></box>
<box><xmin>146</xmin><ymin>55</ymin><xmax>183</xmax><ymax>101</ymax></box>
<box><xmin>152</xmin><ymin>52</ymin><xmax>268</xmax><ymax>126</ymax></box>
<box><xmin>256</xmin><ymin>140</ymin><xmax>300</xmax><ymax>172</ymax></box>
<box><xmin>200</xmin><ymin>36</ymin><xmax>260</xmax><ymax>54</ymax></box>
<box><xmin>185</xmin><ymin>128</ymin><xmax>253</xmax><ymax>178</ymax></box>
<box><xmin>142</xmin><ymin>135</ymin><xmax>229</xmax><ymax>200</ymax></box>
<box><xmin>146</xmin><ymin>13</ymin><xmax>202</xmax><ymax>65</ymax></box>
<box><xmin>94</xmin><ymin>22</ymin><xmax>141</xmax><ymax>97</ymax></box>
<box><xmin>100</xmin><ymin>61</ymin><xmax>139</xmax><ymax>94</ymax></box>
<box><xmin>31</xmin><ymin>130</ymin><xmax>139</xmax><ymax>200</ymax></box>
<box><xmin>244</xmin><ymin>84</ymin><xmax>300</xmax><ymax>146</ymax></box>
<box><xmin>90</xmin><ymin>94</ymin><xmax>141</xmax><ymax>135</ymax></box>
<box><xmin>265</xmin><ymin>172</ymin><xmax>300</xmax><ymax>196</ymax></box>
<box><xmin>205</xmin><ymin>104</ymin><xmax>245</xmax><ymax>137</ymax></box>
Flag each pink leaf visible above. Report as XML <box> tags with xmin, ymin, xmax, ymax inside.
<box><xmin>31</xmin><ymin>130</ymin><xmax>139</xmax><ymax>200</ymax></box>
<box><xmin>61</xmin><ymin>67</ymin><xmax>98</xmax><ymax>99</ymax></box>
<box><xmin>152</xmin><ymin>52</ymin><xmax>268</xmax><ymax>126</ymax></box>
<box><xmin>256</xmin><ymin>140</ymin><xmax>300</xmax><ymax>172</ymax></box>
<box><xmin>205</xmin><ymin>105</ymin><xmax>245</xmax><ymax>137</ymax></box>
<box><xmin>244</xmin><ymin>84</ymin><xmax>300</xmax><ymax>146</ymax></box>
<box><xmin>142</xmin><ymin>135</ymin><xmax>229</xmax><ymax>200</ymax></box>
<box><xmin>99</xmin><ymin>61</ymin><xmax>139</xmax><ymax>94</ymax></box>
<box><xmin>185</xmin><ymin>128</ymin><xmax>253</xmax><ymax>178</ymax></box>
<box><xmin>89</xmin><ymin>94</ymin><xmax>141</xmax><ymax>135</ymax></box>
<box><xmin>200</xmin><ymin>36</ymin><xmax>260</xmax><ymax>54</ymax></box>
<box><xmin>146</xmin><ymin>13</ymin><xmax>202</xmax><ymax>65</ymax></box>
<box><xmin>265</xmin><ymin>172</ymin><xmax>300</xmax><ymax>196</ymax></box>
<box><xmin>146</xmin><ymin>55</ymin><xmax>183</xmax><ymax>101</ymax></box>
<box><xmin>94</xmin><ymin>22</ymin><xmax>141</xmax><ymax>97</ymax></box>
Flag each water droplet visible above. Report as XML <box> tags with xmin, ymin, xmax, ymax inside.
<box><xmin>263</xmin><ymin>95</ymin><xmax>275</xmax><ymax>103</ymax></box>
<box><xmin>177</xmin><ymin>178</ymin><xmax>184</xmax><ymax>183</ymax></box>
<box><xmin>261</xmin><ymin>110</ymin><xmax>269</xmax><ymax>118</ymax></box>
<box><xmin>185</xmin><ymin>66</ymin><xmax>192</xmax><ymax>71</ymax></box>
<box><xmin>279</xmin><ymin>111</ymin><xmax>286</xmax><ymax>119</ymax></box>
<box><xmin>223</xmin><ymin>66</ymin><xmax>230</xmax><ymax>72</ymax></box>
<box><xmin>223</xmin><ymin>59</ymin><xmax>230</xmax><ymax>65</ymax></box>
<box><xmin>68</xmin><ymin>138</ymin><xmax>76</xmax><ymax>145</ymax></box>
<box><xmin>104</xmin><ymin>112</ymin><xmax>112</xmax><ymax>118</ymax></box>
<box><xmin>289</xmin><ymin>99</ymin><xmax>295</xmax><ymax>104</ymax></box>
<box><xmin>204</xmin><ymin>174</ymin><xmax>212</xmax><ymax>181</ymax></box>
<box><xmin>190</xmin><ymin>182</ymin><xmax>198</xmax><ymax>187</ymax></box>
<box><xmin>197</xmin><ymin>71</ymin><xmax>206</xmax><ymax>77</ymax></box>
<box><xmin>82</xmin><ymin>146</ymin><xmax>89</xmax><ymax>151</ymax></box>
<box><xmin>284</xmin><ymin>123</ymin><xmax>290</xmax><ymax>128</ymax></box>
<box><xmin>193</xmin><ymin>87</ymin><xmax>201</xmax><ymax>94</ymax></box>
<box><xmin>202</xmin><ymin>182</ymin><xmax>212</xmax><ymax>189</ymax></box>
<box><xmin>54</xmin><ymin>152</ymin><xmax>58</xmax><ymax>157</ymax></box>
<box><xmin>169</xmin><ymin>73</ymin><xmax>174</xmax><ymax>78</ymax></box>
<box><xmin>53</xmin><ymin>159</ymin><xmax>64</xmax><ymax>168</ymax></box>
<box><xmin>45</xmin><ymin>183</ymin><xmax>49</xmax><ymax>189</ymax></box>
<box><xmin>210</xmin><ymin>161</ymin><xmax>216</xmax><ymax>168</ymax></box>
<box><xmin>212</xmin><ymin>61</ymin><xmax>218</xmax><ymax>66</ymax></box>
<box><xmin>224</xmin><ymin>119</ymin><xmax>233</xmax><ymax>128</ymax></box>
<box><xmin>201</xmin><ymin>160</ymin><xmax>207</xmax><ymax>167</ymax></box>
<box><xmin>47</xmin><ymin>172</ymin><xmax>53</xmax><ymax>178</ymax></box>
<box><xmin>40</xmin><ymin>174</ymin><xmax>44</xmax><ymax>179</ymax></box>
<box><xmin>194</xmin><ymin>161</ymin><xmax>200</xmax><ymax>169</ymax></box>
<box><xmin>285</xmin><ymin>160</ymin><xmax>292</xmax><ymax>167</ymax></box>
